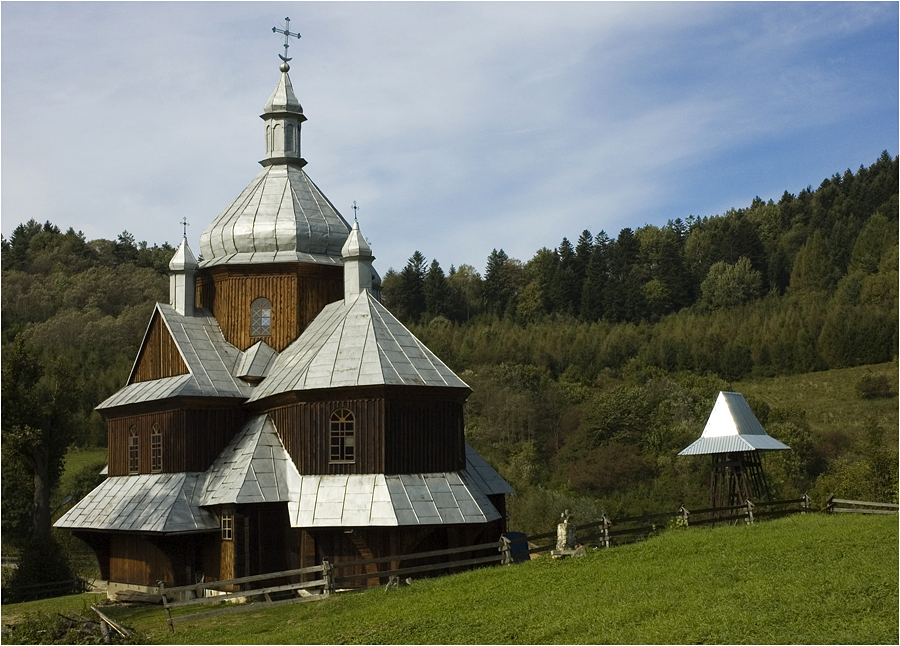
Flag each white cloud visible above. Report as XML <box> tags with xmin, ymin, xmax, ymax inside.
<box><xmin>2</xmin><ymin>2</ymin><xmax>896</xmax><ymax>274</ymax></box>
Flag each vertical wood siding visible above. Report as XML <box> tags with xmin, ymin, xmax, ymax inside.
<box><xmin>107</xmin><ymin>408</ymin><xmax>244</xmax><ymax>476</ymax></box>
<box><xmin>109</xmin><ymin>535</ymin><xmax>173</xmax><ymax>587</ymax></box>
<box><xmin>131</xmin><ymin>313</ymin><xmax>188</xmax><ymax>383</ymax></box>
<box><xmin>271</xmin><ymin>398</ymin><xmax>385</xmax><ymax>475</ymax></box>
<box><xmin>384</xmin><ymin>399</ymin><xmax>465</xmax><ymax>474</ymax></box>
<box><xmin>269</xmin><ymin>395</ymin><xmax>464</xmax><ymax>475</ymax></box>
<box><xmin>195</xmin><ymin>264</ymin><xmax>343</xmax><ymax>352</ymax></box>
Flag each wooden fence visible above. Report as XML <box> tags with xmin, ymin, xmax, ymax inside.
<box><xmin>155</xmin><ymin>495</ymin><xmax>819</xmax><ymax>630</ymax></box>
<box><xmin>159</xmin><ymin>563</ymin><xmax>331</xmax><ymax>630</ymax></box>
<box><xmin>824</xmin><ymin>495</ymin><xmax>899</xmax><ymax>515</ymax></box>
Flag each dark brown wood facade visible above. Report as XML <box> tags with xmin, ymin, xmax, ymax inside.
<box><xmin>106</xmin><ymin>407</ymin><xmax>245</xmax><ymax>476</ymax></box>
<box><xmin>131</xmin><ymin>312</ymin><xmax>188</xmax><ymax>383</ymax></box>
<box><xmin>268</xmin><ymin>386</ymin><xmax>467</xmax><ymax>475</ymax></box>
<box><xmin>195</xmin><ymin>263</ymin><xmax>343</xmax><ymax>352</ymax></box>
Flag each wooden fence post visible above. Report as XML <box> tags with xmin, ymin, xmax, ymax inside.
<box><xmin>159</xmin><ymin>581</ymin><xmax>174</xmax><ymax>633</ymax></box>
<box><xmin>324</xmin><ymin>559</ymin><xmax>333</xmax><ymax>596</ymax></box>
<box><xmin>678</xmin><ymin>506</ymin><xmax>690</xmax><ymax>528</ymax></box>
<box><xmin>499</xmin><ymin>535</ymin><xmax>513</xmax><ymax>565</ymax></box>
<box><xmin>601</xmin><ymin>515</ymin><xmax>611</xmax><ymax>549</ymax></box>
<box><xmin>801</xmin><ymin>493</ymin><xmax>810</xmax><ymax>514</ymax></box>
<box><xmin>825</xmin><ymin>494</ymin><xmax>835</xmax><ymax>514</ymax></box>
<box><xmin>745</xmin><ymin>500</ymin><xmax>755</xmax><ymax>524</ymax></box>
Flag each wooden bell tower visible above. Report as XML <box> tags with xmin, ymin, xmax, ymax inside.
<box><xmin>679</xmin><ymin>392</ymin><xmax>790</xmax><ymax>508</ymax></box>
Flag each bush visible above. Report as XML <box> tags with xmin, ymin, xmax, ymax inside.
<box><xmin>4</xmin><ymin>536</ymin><xmax>75</xmax><ymax>603</ymax></box>
<box><xmin>855</xmin><ymin>373</ymin><xmax>894</xmax><ymax>399</ymax></box>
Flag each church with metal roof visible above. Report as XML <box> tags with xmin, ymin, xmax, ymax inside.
<box><xmin>56</xmin><ymin>22</ymin><xmax>512</xmax><ymax>598</ymax></box>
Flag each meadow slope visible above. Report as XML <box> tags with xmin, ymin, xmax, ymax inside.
<box><xmin>6</xmin><ymin>513</ymin><xmax>892</xmax><ymax>645</ymax></box>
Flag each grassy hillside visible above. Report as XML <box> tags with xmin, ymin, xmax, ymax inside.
<box><xmin>8</xmin><ymin>513</ymin><xmax>895</xmax><ymax>644</ymax></box>
<box><xmin>735</xmin><ymin>361</ymin><xmax>898</xmax><ymax>442</ymax></box>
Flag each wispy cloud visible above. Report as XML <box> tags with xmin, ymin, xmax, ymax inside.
<box><xmin>2</xmin><ymin>2</ymin><xmax>896</xmax><ymax>273</ymax></box>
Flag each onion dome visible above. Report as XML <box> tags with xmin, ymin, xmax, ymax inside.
<box><xmin>199</xmin><ymin>65</ymin><xmax>350</xmax><ymax>268</ymax></box>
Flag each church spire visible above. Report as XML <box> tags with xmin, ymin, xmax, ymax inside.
<box><xmin>341</xmin><ymin>219</ymin><xmax>375</xmax><ymax>303</ymax></box>
<box><xmin>261</xmin><ymin>18</ymin><xmax>307</xmax><ymax>168</ymax></box>
<box><xmin>169</xmin><ymin>235</ymin><xmax>198</xmax><ymax>316</ymax></box>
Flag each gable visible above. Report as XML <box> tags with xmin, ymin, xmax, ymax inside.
<box><xmin>130</xmin><ymin>309</ymin><xmax>188</xmax><ymax>384</ymax></box>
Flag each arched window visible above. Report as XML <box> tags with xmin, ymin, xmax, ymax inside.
<box><xmin>265</xmin><ymin>125</ymin><xmax>271</xmax><ymax>154</ymax></box>
<box><xmin>251</xmin><ymin>297</ymin><xmax>272</xmax><ymax>337</ymax></box>
<box><xmin>285</xmin><ymin>124</ymin><xmax>294</xmax><ymax>152</ymax></box>
<box><xmin>128</xmin><ymin>427</ymin><xmax>139</xmax><ymax>474</ymax></box>
<box><xmin>330</xmin><ymin>409</ymin><xmax>355</xmax><ymax>463</ymax></box>
<box><xmin>150</xmin><ymin>425</ymin><xmax>162</xmax><ymax>473</ymax></box>
<box><xmin>272</xmin><ymin>124</ymin><xmax>281</xmax><ymax>154</ymax></box>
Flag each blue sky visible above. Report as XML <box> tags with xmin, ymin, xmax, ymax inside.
<box><xmin>2</xmin><ymin>2</ymin><xmax>897</xmax><ymax>274</ymax></box>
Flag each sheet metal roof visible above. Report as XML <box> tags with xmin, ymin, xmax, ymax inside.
<box><xmin>199</xmin><ymin>165</ymin><xmax>350</xmax><ymax>268</ymax></box>
<box><xmin>97</xmin><ymin>305</ymin><xmax>248</xmax><ymax>410</ymax></box>
<box><xmin>249</xmin><ymin>291</ymin><xmax>469</xmax><ymax>401</ymax></box>
<box><xmin>679</xmin><ymin>391</ymin><xmax>791</xmax><ymax>456</ymax></box>
<box><xmin>55</xmin><ymin>473</ymin><xmax>218</xmax><ymax>534</ymax></box>
<box><xmin>200</xmin><ymin>415</ymin><xmax>300</xmax><ymax>507</ymax></box>
<box><xmin>56</xmin><ymin>425</ymin><xmax>511</xmax><ymax>534</ymax></box>
<box><xmin>234</xmin><ymin>341</ymin><xmax>278</xmax><ymax>382</ymax></box>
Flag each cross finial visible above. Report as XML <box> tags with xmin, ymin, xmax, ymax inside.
<box><xmin>180</xmin><ymin>217</ymin><xmax>190</xmax><ymax>238</ymax></box>
<box><xmin>272</xmin><ymin>17</ymin><xmax>301</xmax><ymax>65</ymax></box>
<box><xmin>352</xmin><ymin>201</ymin><xmax>359</xmax><ymax>222</ymax></box>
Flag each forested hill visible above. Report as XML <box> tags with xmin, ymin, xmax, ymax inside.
<box><xmin>1</xmin><ymin>151</ymin><xmax>896</xmax><ymax>547</ymax></box>
<box><xmin>1</xmin><ymin>228</ymin><xmax>174</xmax><ymax>445</ymax></box>
<box><xmin>383</xmin><ymin>150</ymin><xmax>897</xmax><ymax>380</ymax></box>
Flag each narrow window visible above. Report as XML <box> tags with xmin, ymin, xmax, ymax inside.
<box><xmin>266</xmin><ymin>125</ymin><xmax>271</xmax><ymax>154</ymax></box>
<box><xmin>286</xmin><ymin>124</ymin><xmax>294</xmax><ymax>152</ymax></box>
<box><xmin>150</xmin><ymin>425</ymin><xmax>162</xmax><ymax>473</ymax></box>
<box><xmin>128</xmin><ymin>427</ymin><xmax>139</xmax><ymax>475</ymax></box>
<box><xmin>251</xmin><ymin>297</ymin><xmax>272</xmax><ymax>337</ymax></box>
<box><xmin>272</xmin><ymin>124</ymin><xmax>281</xmax><ymax>154</ymax></box>
<box><xmin>221</xmin><ymin>510</ymin><xmax>233</xmax><ymax>541</ymax></box>
<box><xmin>330</xmin><ymin>409</ymin><xmax>355</xmax><ymax>463</ymax></box>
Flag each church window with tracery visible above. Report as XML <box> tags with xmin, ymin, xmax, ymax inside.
<box><xmin>330</xmin><ymin>409</ymin><xmax>355</xmax><ymax>463</ymax></box>
<box><xmin>251</xmin><ymin>298</ymin><xmax>272</xmax><ymax>337</ymax></box>
<box><xmin>150</xmin><ymin>425</ymin><xmax>162</xmax><ymax>473</ymax></box>
<box><xmin>128</xmin><ymin>427</ymin><xmax>139</xmax><ymax>474</ymax></box>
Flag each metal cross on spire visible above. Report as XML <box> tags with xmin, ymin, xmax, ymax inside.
<box><xmin>272</xmin><ymin>17</ymin><xmax>301</xmax><ymax>63</ymax></box>
<box><xmin>352</xmin><ymin>201</ymin><xmax>359</xmax><ymax>222</ymax></box>
<box><xmin>180</xmin><ymin>217</ymin><xmax>190</xmax><ymax>238</ymax></box>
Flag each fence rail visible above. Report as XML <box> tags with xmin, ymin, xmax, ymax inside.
<box><xmin>824</xmin><ymin>495</ymin><xmax>899</xmax><ymax>515</ymax></box>
<box><xmin>46</xmin><ymin>492</ymin><xmax>881</xmax><ymax>630</ymax></box>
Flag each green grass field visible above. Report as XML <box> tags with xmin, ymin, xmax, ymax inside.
<box><xmin>7</xmin><ymin>513</ymin><xmax>895</xmax><ymax>644</ymax></box>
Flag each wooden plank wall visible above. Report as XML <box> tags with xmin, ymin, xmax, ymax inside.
<box><xmin>271</xmin><ymin>396</ymin><xmax>465</xmax><ymax>475</ymax></box>
<box><xmin>107</xmin><ymin>408</ymin><xmax>244</xmax><ymax>476</ymax></box>
<box><xmin>195</xmin><ymin>264</ymin><xmax>343</xmax><ymax>352</ymax></box>
<box><xmin>271</xmin><ymin>398</ymin><xmax>385</xmax><ymax>475</ymax></box>
<box><xmin>131</xmin><ymin>313</ymin><xmax>188</xmax><ymax>383</ymax></box>
<box><xmin>109</xmin><ymin>535</ymin><xmax>173</xmax><ymax>587</ymax></box>
<box><xmin>384</xmin><ymin>400</ymin><xmax>465</xmax><ymax>474</ymax></box>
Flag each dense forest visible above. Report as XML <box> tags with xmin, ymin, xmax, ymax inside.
<box><xmin>1</xmin><ymin>152</ymin><xmax>897</xmax><ymax>562</ymax></box>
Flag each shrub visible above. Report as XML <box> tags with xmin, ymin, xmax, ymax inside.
<box><xmin>855</xmin><ymin>373</ymin><xmax>894</xmax><ymax>399</ymax></box>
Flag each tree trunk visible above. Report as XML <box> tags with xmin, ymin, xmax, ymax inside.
<box><xmin>31</xmin><ymin>435</ymin><xmax>52</xmax><ymax>543</ymax></box>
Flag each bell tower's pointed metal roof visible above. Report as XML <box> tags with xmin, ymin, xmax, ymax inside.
<box><xmin>678</xmin><ymin>391</ymin><xmax>790</xmax><ymax>455</ymax></box>
<box><xmin>199</xmin><ymin>27</ymin><xmax>350</xmax><ymax>268</ymax></box>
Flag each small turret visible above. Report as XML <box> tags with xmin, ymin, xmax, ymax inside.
<box><xmin>341</xmin><ymin>221</ymin><xmax>374</xmax><ymax>303</ymax></box>
<box><xmin>169</xmin><ymin>237</ymin><xmax>199</xmax><ymax>316</ymax></box>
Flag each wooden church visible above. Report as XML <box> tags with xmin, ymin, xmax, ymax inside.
<box><xmin>56</xmin><ymin>34</ymin><xmax>513</xmax><ymax>599</ymax></box>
